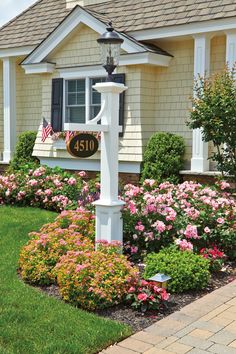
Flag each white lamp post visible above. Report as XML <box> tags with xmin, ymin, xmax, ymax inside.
<box><xmin>64</xmin><ymin>23</ymin><xmax>127</xmax><ymax>245</ymax></box>
<box><xmin>94</xmin><ymin>23</ymin><xmax>126</xmax><ymax>244</ymax></box>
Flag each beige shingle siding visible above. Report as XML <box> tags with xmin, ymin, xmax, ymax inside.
<box><xmin>48</xmin><ymin>24</ymin><xmax>100</xmax><ymax>66</ymax></box>
<box><xmin>29</xmin><ymin>33</ymin><xmax>229</xmax><ymax>169</ymax></box>
<box><xmin>16</xmin><ymin>63</ymin><xmax>42</xmax><ymax>136</ymax></box>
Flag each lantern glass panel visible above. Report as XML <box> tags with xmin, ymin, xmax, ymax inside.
<box><xmin>100</xmin><ymin>42</ymin><xmax>122</xmax><ymax>67</ymax></box>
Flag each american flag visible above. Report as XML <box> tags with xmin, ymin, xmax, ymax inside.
<box><xmin>65</xmin><ymin>130</ymin><xmax>74</xmax><ymax>143</ymax></box>
<box><xmin>41</xmin><ymin>118</ymin><xmax>53</xmax><ymax>142</ymax></box>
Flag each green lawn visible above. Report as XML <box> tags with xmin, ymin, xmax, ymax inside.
<box><xmin>0</xmin><ymin>206</ymin><xmax>131</xmax><ymax>354</ymax></box>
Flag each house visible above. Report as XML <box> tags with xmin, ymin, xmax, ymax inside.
<box><xmin>0</xmin><ymin>0</ymin><xmax>235</xmax><ymax>181</ymax></box>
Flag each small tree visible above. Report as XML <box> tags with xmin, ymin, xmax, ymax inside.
<box><xmin>187</xmin><ymin>66</ymin><xmax>236</xmax><ymax>180</ymax></box>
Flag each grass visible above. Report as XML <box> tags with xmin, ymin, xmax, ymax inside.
<box><xmin>0</xmin><ymin>206</ymin><xmax>131</xmax><ymax>354</ymax></box>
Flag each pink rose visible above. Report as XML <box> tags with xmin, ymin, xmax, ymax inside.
<box><xmin>137</xmin><ymin>293</ymin><xmax>148</xmax><ymax>302</ymax></box>
<box><xmin>217</xmin><ymin>217</ymin><xmax>225</xmax><ymax>224</ymax></box>
<box><xmin>78</xmin><ymin>171</ymin><xmax>87</xmax><ymax>177</ymax></box>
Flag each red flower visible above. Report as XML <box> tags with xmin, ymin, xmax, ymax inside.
<box><xmin>137</xmin><ymin>293</ymin><xmax>148</xmax><ymax>302</ymax></box>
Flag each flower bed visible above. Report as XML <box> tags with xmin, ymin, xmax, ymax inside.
<box><xmin>123</xmin><ymin>180</ymin><xmax>236</xmax><ymax>260</ymax></box>
<box><xmin>0</xmin><ymin>165</ymin><xmax>99</xmax><ymax>211</ymax></box>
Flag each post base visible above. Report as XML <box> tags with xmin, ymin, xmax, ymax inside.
<box><xmin>93</xmin><ymin>200</ymin><xmax>125</xmax><ymax>244</ymax></box>
<box><xmin>191</xmin><ymin>157</ymin><xmax>209</xmax><ymax>172</ymax></box>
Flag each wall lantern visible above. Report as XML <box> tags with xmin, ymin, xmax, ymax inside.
<box><xmin>148</xmin><ymin>273</ymin><xmax>171</xmax><ymax>289</ymax></box>
<box><xmin>97</xmin><ymin>22</ymin><xmax>124</xmax><ymax>82</ymax></box>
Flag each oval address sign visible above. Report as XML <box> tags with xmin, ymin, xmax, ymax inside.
<box><xmin>67</xmin><ymin>133</ymin><xmax>99</xmax><ymax>158</ymax></box>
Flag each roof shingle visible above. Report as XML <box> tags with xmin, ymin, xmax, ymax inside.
<box><xmin>0</xmin><ymin>0</ymin><xmax>236</xmax><ymax>50</ymax></box>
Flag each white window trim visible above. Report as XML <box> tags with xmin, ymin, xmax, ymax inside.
<box><xmin>60</xmin><ymin>67</ymin><xmax>106</xmax><ymax>127</ymax></box>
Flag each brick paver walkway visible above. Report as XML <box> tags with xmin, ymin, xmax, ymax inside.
<box><xmin>101</xmin><ymin>280</ymin><xmax>236</xmax><ymax>354</ymax></box>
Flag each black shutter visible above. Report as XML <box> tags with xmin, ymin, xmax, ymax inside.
<box><xmin>113</xmin><ymin>73</ymin><xmax>125</xmax><ymax>137</ymax></box>
<box><xmin>51</xmin><ymin>78</ymin><xmax>63</xmax><ymax>132</ymax></box>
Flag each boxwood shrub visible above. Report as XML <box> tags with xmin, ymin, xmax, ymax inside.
<box><xmin>144</xmin><ymin>247</ymin><xmax>210</xmax><ymax>293</ymax></box>
<box><xmin>141</xmin><ymin>132</ymin><xmax>185</xmax><ymax>184</ymax></box>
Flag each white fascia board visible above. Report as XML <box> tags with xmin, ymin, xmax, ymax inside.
<box><xmin>22</xmin><ymin>62</ymin><xmax>55</xmax><ymax>74</ymax></box>
<box><xmin>0</xmin><ymin>46</ymin><xmax>35</xmax><ymax>58</ymax></box>
<box><xmin>39</xmin><ymin>157</ymin><xmax>141</xmax><ymax>173</ymax></box>
<box><xmin>120</xmin><ymin>52</ymin><xmax>172</xmax><ymax>67</ymax></box>
<box><xmin>129</xmin><ymin>17</ymin><xmax>236</xmax><ymax>41</ymax></box>
<box><xmin>59</xmin><ymin>65</ymin><xmax>105</xmax><ymax>78</ymax></box>
<box><xmin>22</xmin><ymin>7</ymin><xmax>143</xmax><ymax>65</ymax></box>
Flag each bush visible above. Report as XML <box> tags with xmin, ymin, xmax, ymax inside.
<box><xmin>56</xmin><ymin>249</ymin><xmax>139</xmax><ymax>310</ymax></box>
<box><xmin>9</xmin><ymin>131</ymin><xmax>39</xmax><ymax>171</ymax></box>
<box><xmin>144</xmin><ymin>247</ymin><xmax>210</xmax><ymax>293</ymax></box>
<box><xmin>0</xmin><ymin>165</ymin><xmax>100</xmax><ymax>211</ymax></box>
<box><xmin>123</xmin><ymin>180</ymin><xmax>236</xmax><ymax>260</ymax></box>
<box><xmin>141</xmin><ymin>132</ymin><xmax>185</xmax><ymax>184</ymax></box>
<box><xmin>19</xmin><ymin>210</ymin><xmax>95</xmax><ymax>285</ymax></box>
<box><xmin>126</xmin><ymin>279</ymin><xmax>169</xmax><ymax>313</ymax></box>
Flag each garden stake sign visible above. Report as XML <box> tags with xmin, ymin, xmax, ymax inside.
<box><xmin>64</xmin><ymin>82</ymin><xmax>127</xmax><ymax>245</ymax></box>
<box><xmin>67</xmin><ymin>133</ymin><xmax>99</xmax><ymax>158</ymax></box>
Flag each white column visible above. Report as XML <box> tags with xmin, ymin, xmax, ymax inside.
<box><xmin>93</xmin><ymin>82</ymin><xmax>127</xmax><ymax>244</ymax></box>
<box><xmin>191</xmin><ymin>35</ymin><xmax>211</xmax><ymax>172</ymax></box>
<box><xmin>2</xmin><ymin>57</ymin><xmax>16</xmax><ymax>162</ymax></box>
<box><xmin>226</xmin><ymin>31</ymin><xmax>236</xmax><ymax>69</ymax></box>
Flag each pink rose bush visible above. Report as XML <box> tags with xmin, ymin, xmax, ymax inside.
<box><xmin>0</xmin><ymin>166</ymin><xmax>99</xmax><ymax>211</ymax></box>
<box><xmin>123</xmin><ymin>180</ymin><xmax>236</xmax><ymax>259</ymax></box>
<box><xmin>126</xmin><ymin>279</ymin><xmax>169</xmax><ymax>313</ymax></box>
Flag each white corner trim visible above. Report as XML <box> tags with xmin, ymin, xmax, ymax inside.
<box><xmin>129</xmin><ymin>17</ymin><xmax>236</xmax><ymax>41</ymax></box>
<box><xmin>22</xmin><ymin>7</ymin><xmax>143</xmax><ymax>65</ymax></box>
<box><xmin>0</xmin><ymin>46</ymin><xmax>35</xmax><ymax>58</ymax></box>
<box><xmin>22</xmin><ymin>62</ymin><xmax>56</xmax><ymax>74</ymax></box>
<box><xmin>39</xmin><ymin>157</ymin><xmax>141</xmax><ymax>173</ymax></box>
<box><xmin>120</xmin><ymin>52</ymin><xmax>172</xmax><ymax>67</ymax></box>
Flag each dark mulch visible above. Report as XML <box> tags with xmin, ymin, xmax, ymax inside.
<box><xmin>36</xmin><ymin>262</ymin><xmax>236</xmax><ymax>333</ymax></box>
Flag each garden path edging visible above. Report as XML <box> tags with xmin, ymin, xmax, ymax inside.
<box><xmin>101</xmin><ymin>279</ymin><xmax>236</xmax><ymax>354</ymax></box>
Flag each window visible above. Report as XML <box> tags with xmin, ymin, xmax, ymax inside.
<box><xmin>65</xmin><ymin>77</ymin><xmax>105</xmax><ymax>124</ymax></box>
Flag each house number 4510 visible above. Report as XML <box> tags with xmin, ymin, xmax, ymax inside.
<box><xmin>67</xmin><ymin>133</ymin><xmax>99</xmax><ymax>158</ymax></box>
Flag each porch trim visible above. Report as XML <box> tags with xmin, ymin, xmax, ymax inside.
<box><xmin>2</xmin><ymin>57</ymin><xmax>16</xmax><ymax>163</ymax></box>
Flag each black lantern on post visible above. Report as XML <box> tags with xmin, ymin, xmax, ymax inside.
<box><xmin>97</xmin><ymin>22</ymin><xmax>124</xmax><ymax>82</ymax></box>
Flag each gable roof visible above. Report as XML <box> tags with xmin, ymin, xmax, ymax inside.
<box><xmin>0</xmin><ymin>0</ymin><xmax>236</xmax><ymax>50</ymax></box>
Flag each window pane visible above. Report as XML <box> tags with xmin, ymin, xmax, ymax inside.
<box><xmin>67</xmin><ymin>80</ymin><xmax>76</xmax><ymax>92</ymax></box>
<box><xmin>77</xmin><ymin>79</ymin><xmax>85</xmax><ymax>92</ymax></box>
<box><xmin>77</xmin><ymin>93</ymin><xmax>85</xmax><ymax>105</ymax></box>
<box><xmin>68</xmin><ymin>93</ymin><xmax>77</xmax><ymax>105</ymax></box>
<box><xmin>67</xmin><ymin>107</ymin><xmax>85</xmax><ymax>123</ymax></box>
<box><xmin>92</xmin><ymin>91</ymin><xmax>101</xmax><ymax>105</ymax></box>
<box><xmin>90</xmin><ymin>105</ymin><xmax>101</xmax><ymax>120</ymax></box>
